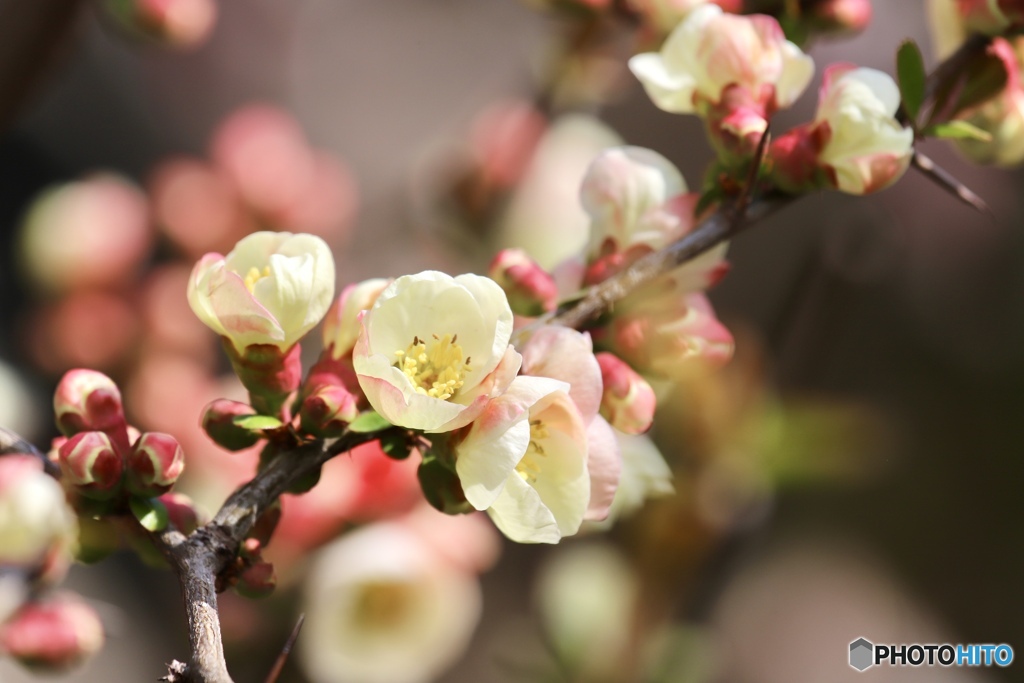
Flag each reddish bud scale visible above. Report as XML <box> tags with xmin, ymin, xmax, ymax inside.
<box><xmin>126</xmin><ymin>432</ymin><xmax>185</xmax><ymax>497</ymax></box>
<box><xmin>223</xmin><ymin>341</ymin><xmax>303</xmax><ymax>417</ymax></box>
<box><xmin>234</xmin><ymin>560</ymin><xmax>276</xmax><ymax>599</ymax></box>
<box><xmin>767</xmin><ymin>124</ymin><xmax>830</xmax><ymax>194</ymax></box>
<box><xmin>0</xmin><ymin>594</ymin><xmax>104</xmax><ymax>671</ymax></box>
<box><xmin>57</xmin><ymin>431</ymin><xmax>124</xmax><ymax>500</ymax></box>
<box><xmin>201</xmin><ymin>399</ymin><xmax>262</xmax><ymax>451</ymax></box>
<box><xmin>159</xmin><ymin>492</ymin><xmax>205</xmax><ymax>535</ymax></box>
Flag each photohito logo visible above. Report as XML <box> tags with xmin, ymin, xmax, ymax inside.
<box><xmin>849</xmin><ymin>638</ymin><xmax>1013</xmax><ymax>671</ymax></box>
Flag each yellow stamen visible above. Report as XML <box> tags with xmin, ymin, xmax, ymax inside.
<box><xmin>516</xmin><ymin>419</ymin><xmax>549</xmax><ymax>483</ymax></box>
<box><xmin>394</xmin><ymin>333</ymin><xmax>470</xmax><ymax>400</ymax></box>
<box><xmin>243</xmin><ymin>266</ymin><xmax>272</xmax><ymax>292</ymax></box>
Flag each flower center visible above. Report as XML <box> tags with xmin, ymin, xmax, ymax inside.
<box><xmin>352</xmin><ymin>580</ymin><xmax>413</xmax><ymax>631</ymax></box>
<box><xmin>395</xmin><ymin>333</ymin><xmax>471</xmax><ymax>400</ymax></box>
<box><xmin>243</xmin><ymin>266</ymin><xmax>272</xmax><ymax>292</ymax></box>
<box><xmin>516</xmin><ymin>419</ymin><xmax>549</xmax><ymax>484</ymax></box>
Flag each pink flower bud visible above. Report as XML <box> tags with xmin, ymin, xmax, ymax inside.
<box><xmin>1</xmin><ymin>593</ymin><xmax>104</xmax><ymax>671</ymax></box>
<box><xmin>104</xmin><ymin>0</ymin><xmax>217</xmax><ymax>48</ymax></box>
<box><xmin>322</xmin><ymin>278</ymin><xmax>392</xmax><ymax>359</ymax></box>
<box><xmin>811</xmin><ymin>0</ymin><xmax>872</xmax><ymax>35</ymax></box>
<box><xmin>201</xmin><ymin>399</ymin><xmax>262</xmax><ymax>451</ymax></box>
<box><xmin>299</xmin><ymin>384</ymin><xmax>361</xmax><ymax>438</ymax></box>
<box><xmin>595</xmin><ymin>353</ymin><xmax>657</xmax><ymax>434</ymax></box>
<box><xmin>53</xmin><ymin>370</ymin><xmax>127</xmax><ymax>440</ymax></box>
<box><xmin>488</xmin><ymin>249</ymin><xmax>558</xmax><ymax>316</ymax></box>
<box><xmin>126</xmin><ymin>432</ymin><xmax>185</xmax><ymax>497</ymax></box>
<box><xmin>57</xmin><ymin>432</ymin><xmax>123</xmax><ymax>500</ymax></box>
<box><xmin>158</xmin><ymin>492</ymin><xmax>206</xmax><ymax>535</ymax></box>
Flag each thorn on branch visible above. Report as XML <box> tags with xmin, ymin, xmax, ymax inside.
<box><xmin>264</xmin><ymin>614</ymin><xmax>305</xmax><ymax>683</ymax></box>
<box><xmin>911</xmin><ymin>151</ymin><xmax>991</xmax><ymax>214</ymax></box>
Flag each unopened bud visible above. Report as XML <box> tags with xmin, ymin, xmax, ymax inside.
<box><xmin>53</xmin><ymin>370</ymin><xmax>127</xmax><ymax>439</ymax></box>
<box><xmin>596</xmin><ymin>353</ymin><xmax>657</xmax><ymax>434</ymax></box>
<box><xmin>810</xmin><ymin>0</ymin><xmax>872</xmax><ymax>35</ymax></box>
<box><xmin>103</xmin><ymin>0</ymin><xmax>217</xmax><ymax>49</ymax></box>
<box><xmin>322</xmin><ymin>278</ymin><xmax>392</xmax><ymax>359</ymax></box>
<box><xmin>58</xmin><ymin>432</ymin><xmax>123</xmax><ymax>500</ymax></box>
<box><xmin>0</xmin><ymin>593</ymin><xmax>104</xmax><ymax>671</ymax></box>
<box><xmin>488</xmin><ymin>249</ymin><xmax>558</xmax><ymax>316</ymax></box>
<box><xmin>299</xmin><ymin>384</ymin><xmax>360</xmax><ymax>437</ymax></box>
<box><xmin>126</xmin><ymin>432</ymin><xmax>185</xmax><ymax>497</ymax></box>
<box><xmin>158</xmin><ymin>492</ymin><xmax>206</xmax><ymax>535</ymax></box>
<box><xmin>201</xmin><ymin>399</ymin><xmax>262</xmax><ymax>451</ymax></box>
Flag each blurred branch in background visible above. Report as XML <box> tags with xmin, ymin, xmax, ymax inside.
<box><xmin>0</xmin><ymin>0</ymin><xmax>84</xmax><ymax>132</ymax></box>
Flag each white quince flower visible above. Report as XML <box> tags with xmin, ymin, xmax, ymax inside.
<box><xmin>353</xmin><ymin>271</ymin><xmax>520</xmax><ymax>432</ymax></box>
<box><xmin>814</xmin><ymin>66</ymin><xmax>914</xmax><ymax>195</ymax></box>
<box><xmin>628</xmin><ymin>4</ymin><xmax>814</xmax><ymax>116</ymax></box>
<box><xmin>300</xmin><ymin>521</ymin><xmax>483</xmax><ymax>683</ymax></box>
<box><xmin>187</xmin><ymin>231</ymin><xmax>335</xmax><ymax>352</ymax></box>
<box><xmin>455</xmin><ymin>375</ymin><xmax>591</xmax><ymax>544</ymax></box>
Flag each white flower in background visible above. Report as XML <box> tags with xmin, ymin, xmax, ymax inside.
<box><xmin>353</xmin><ymin>271</ymin><xmax>520</xmax><ymax>432</ymax></box>
<box><xmin>628</xmin><ymin>4</ymin><xmax>814</xmax><ymax>116</ymax></box>
<box><xmin>604</xmin><ymin>431</ymin><xmax>674</xmax><ymax>523</ymax></box>
<box><xmin>579</xmin><ymin>146</ymin><xmax>727</xmax><ymax>292</ymax></box>
<box><xmin>455</xmin><ymin>375</ymin><xmax>591</xmax><ymax>544</ymax></box>
<box><xmin>0</xmin><ymin>455</ymin><xmax>77</xmax><ymax>568</ymax></box>
<box><xmin>814</xmin><ymin>66</ymin><xmax>914</xmax><ymax>195</ymax></box>
<box><xmin>187</xmin><ymin>231</ymin><xmax>335</xmax><ymax>353</ymax></box>
<box><xmin>300</xmin><ymin>521</ymin><xmax>484</xmax><ymax>683</ymax></box>
<box><xmin>535</xmin><ymin>542</ymin><xmax>639</xmax><ymax>674</ymax></box>
<box><xmin>581</xmin><ymin>146</ymin><xmax>688</xmax><ymax>255</ymax></box>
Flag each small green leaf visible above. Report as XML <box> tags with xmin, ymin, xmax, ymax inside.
<box><xmin>130</xmin><ymin>497</ymin><xmax>169</xmax><ymax>532</ymax></box>
<box><xmin>897</xmin><ymin>40</ymin><xmax>927</xmax><ymax>125</ymax></box>
<box><xmin>923</xmin><ymin>120</ymin><xmax>993</xmax><ymax>142</ymax></box>
<box><xmin>347</xmin><ymin>411</ymin><xmax>392</xmax><ymax>433</ymax></box>
<box><xmin>232</xmin><ymin>414</ymin><xmax>284</xmax><ymax>431</ymax></box>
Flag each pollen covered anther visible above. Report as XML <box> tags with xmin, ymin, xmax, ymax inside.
<box><xmin>395</xmin><ymin>333</ymin><xmax>471</xmax><ymax>400</ymax></box>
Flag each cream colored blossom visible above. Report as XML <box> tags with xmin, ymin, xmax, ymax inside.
<box><xmin>187</xmin><ymin>231</ymin><xmax>335</xmax><ymax>352</ymax></box>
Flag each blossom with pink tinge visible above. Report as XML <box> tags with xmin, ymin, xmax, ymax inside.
<box><xmin>814</xmin><ymin>65</ymin><xmax>914</xmax><ymax>195</ymax></box>
<box><xmin>608</xmin><ymin>292</ymin><xmax>734</xmax><ymax>380</ymax></box>
<box><xmin>453</xmin><ymin>375</ymin><xmax>592</xmax><ymax>543</ymax></box>
<box><xmin>187</xmin><ymin>231</ymin><xmax>335</xmax><ymax>353</ymax></box>
<box><xmin>353</xmin><ymin>271</ymin><xmax>520</xmax><ymax>432</ymax></box>
<box><xmin>0</xmin><ymin>593</ymin><xmax>104</xmax><ymax>671</ymax></box>
<box><xmin>628</xmin><ymin>5</ymin><xmax>814</xmax><ymax>132</ymax></box>
<box><xmin>519</xmin><ymin>326</ymin><xmax>621</xmax><ymax>522</ymax></box>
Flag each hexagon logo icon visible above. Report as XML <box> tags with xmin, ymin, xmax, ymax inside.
<box><xmin>850</xmin><ymin>638</ymin><xmax>874</xmax><ymax>671</ymax></box>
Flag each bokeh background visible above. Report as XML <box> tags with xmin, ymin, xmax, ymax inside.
<box><xmin>0</xmin><ymin>1</ymin><xmax>1023</xmax><ymax>681</ymax></box>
